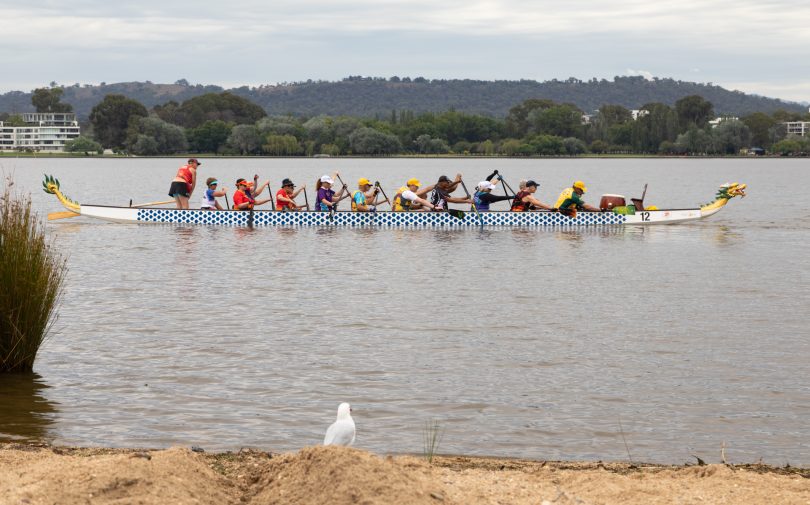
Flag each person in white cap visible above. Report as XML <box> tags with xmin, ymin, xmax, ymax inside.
<box><xmin>473</xmin><ymin>172</ymin><xmax>513</xmax><ymax>211</ymax></box>
<box><xmin>315</xmin><ymin>173</ymin><xmax>349</xmax><ymax>211</ymax></box>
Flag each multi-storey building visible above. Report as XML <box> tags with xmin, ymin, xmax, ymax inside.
<box><xmin>784</xmin><ymin>121</ymin><xmax>809</xmax><ymax>137</ymax></box>
<box><xmin>0</xmin><ymin>113</ymin><xmax>81</xmax><ymax>152</ymax></box>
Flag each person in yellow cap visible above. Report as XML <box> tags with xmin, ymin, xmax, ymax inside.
<box><xmin>351</xmin><ymin>177</ymin><xmax>385</xmax><ymax>212</ymax></box>
<box><xmin>554</xmin><ymin>181</ymin><xmax>601</xmax><ymax>214</ymax></box>
<box><xmin>392</xmin><ymin>178</ymin><xmax>437</xmax><ymax>211</ymax></box>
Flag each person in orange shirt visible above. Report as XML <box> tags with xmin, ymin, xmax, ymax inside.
<box><xmin>275</xmin><ymin>178</ymin><xmax>307</xmax><ymax>211</ymax></box>
<box><xmin>168</xmin><ymin>158</ymin><xmax>199</xmax><ymax>209</ymax></box>
<box><xmin>233</xmin><ymin>178</ymin><xmax>272</xmax><ymax>210</ymax></box>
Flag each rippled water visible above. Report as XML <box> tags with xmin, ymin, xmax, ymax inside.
<box><xmin>1</xmin><ymin>157</ymin><xmax>809</xmax><ymax>465</ymax></box>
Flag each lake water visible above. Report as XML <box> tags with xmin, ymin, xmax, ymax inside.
<box><xmin>1</xmin><ymin>157</ymin><xmax>808</xmax><ymax>465</ymax></box>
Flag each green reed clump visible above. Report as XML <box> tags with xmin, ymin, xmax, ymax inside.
<box><xmin>0</xmin><ymin>181</ymin><xmax>66</xmax><ymax>372</ymax></box>
<box><xmin>422</xmin><ymin>419</ymin><xmax>444</xmax><ymax>464</ymax></box>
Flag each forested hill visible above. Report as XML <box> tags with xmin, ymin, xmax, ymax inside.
<box><xmin>1</xmin><ymin>76</ymin><xmax>804</xmax><ymax>119</ymax></box>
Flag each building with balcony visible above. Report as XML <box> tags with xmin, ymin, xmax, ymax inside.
<box><xmin>784</xmin><ymin>121</ymin><xmax>809</xmax><ymax>137</ymax></box>
<box><xmin>0</xmin><ymin>113</ymin><xmax>81</xmax><ymax>152</ymax></box>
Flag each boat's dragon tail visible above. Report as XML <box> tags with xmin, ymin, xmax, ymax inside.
<box><xmin>699</xmin><ymin>182</ymin><xmax>746</xmax><ymax>215</ymax></box>
<box><xmin>42</xmin><ymin>174</ymin><xmax>81</xmax><ymax>213</ymax></box>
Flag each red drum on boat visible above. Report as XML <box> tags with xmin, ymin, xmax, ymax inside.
<box><xmin>599</xmin><ymin>194</ymin><xmax>626</xmax><ymax>210</ymax></box>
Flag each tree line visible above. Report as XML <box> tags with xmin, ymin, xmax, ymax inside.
<box><xmin>5</xmin><ymin>88</ymin><xmax>809</xmax><ymax>156</ymax></box>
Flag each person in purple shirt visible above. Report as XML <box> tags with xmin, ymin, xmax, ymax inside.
<box><xmin>315</xmin><ymin>173</ymin><xmax>349</xmax><ymax>211</ymax></box>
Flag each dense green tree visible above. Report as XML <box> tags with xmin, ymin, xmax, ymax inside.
<box><xmin>168</xmin><ymin>92</ymin><xmax>266</xmax><ymax>128</ymax></box>
<box><xmin>505</xmin><ymin>99</ymin><xmax>556</xmax><ymax>137</ymax></box>
<box><xmin>562</xmin><ymin>137</ymin><xmax>588</xmax><ymax>155</ymax></box>
<box><xmin>227</xmin><ymin>124</ymin><xmax>262</xmax><ymax>154</ymax></box>
<box><xmin>631</xmin><ymin>103</ymin><xmax>678</xmax><ymax>152</ymax></box>
<box><xmin>711</xmin><ymin>119</ymin><xmax>751</xmax><ymax>154</ymax></box>
<box><xmin>771</xmin><ymin>137</ymin><xmax>809</xmax><ymax>155</ymax></box>
<box><xmin>414</xmin><ymin>134</ymin><xmax>450</xmax><ymax>154</ymax></box>
<box><xmin>126</xmin><ymin>116</ymin><xmax>188</xmax><ymax>154</ymax></box>
<box><xmin>527</xmin><ymin>104</ymin><xmax>583</xmax><ymax>138</ymax></box>
<box><xmin>63</xmin><ymin>136</ymin><xmax>102</xmax><ymax>153</ymax></box>
<box><xmin>152</xmin><ymin>101</ymin><xmax>182</xmax><ymax>124</ymax></box>
<box><xmin>187</xmin><ymin>120</ymin><xmax>232</xmax><ymax>153</ymax></box>
<box><xmin>675</xmin><ymin>95</ymin><xmax>714</xmax><ymax>130</ymax></box>
<box><xmin>256</xmin><ymin>116</ymin><xmax>303</xmax><ymax>137</ymax></box>
<box><xmin>528</xmin><ymin>134</ymin><xmax>566</xmax><ymax>155</ymax></box>
<box><xmin>742</xmin><ymin>112</ymin><xmax>777</xmax><ymax>148</ymax></box>
<box><xmin>675</xmin><ymin>127</ymin><xmax>713</xmax><ymax>154</ymax></box>
<box><xmin>31</xmin><ymin>87</ymin><xmax>73</xmax><ymax>113</ymax></box>
<box><xmin>129</xmin><ymin>135</ymin><xmax>160</xmax><ymax>155</ymax></box>
<box><xmin>263</xmin><ymin>134</ymin><xmax>302</xmax><ymax>155</ymax></box>
<box><xmin>348</xmin><ymin>127</ymin><xmax>401</xmax><ymax>154</ymax></box>
<box><xmin>89</xmin><ymin>94</ymin><xmax>149</xmax><ymax>149</ymax></box>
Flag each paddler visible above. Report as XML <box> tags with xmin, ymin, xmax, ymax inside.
<box><xmin>473</xmin><ymin>171</ymin><xmax>512</xmax><ymax>211</ymax></box>
<box><xmin>351</xmin><ymin>177</ymin><xmax>385</xmax><ymax>212</ymax></box>
<box><xmin>392</xmin><ymin>178</ymin><xmax>437</xmax><ymax>211</ymax></box>
<box><xmin>275</xmin><ymin>178</ymin><xmax>306</xmax><ymax>211</ymax></box>
<box><xmin>168</xmin><ymin>158</ymin><xmax>199</xmax><ymax>209</ymax></box>
<box><xmin>315</xmin><ymin>174</ymin><xmax>350</xmax><ymax>211</ymax></box>
<box><xmin>430</xmin><ymin>174</ymin><xmax>473</xmax><ymax>211</ymax></box>
<box><xmin>200</xmin><ymin>177</ymin><xmax>227</xmax><ymax>210</ymax></box>
<box><xmin>510</xmin><ymin>180</ymin><xmax>553</xmax><ymax>211</ymax></box>
<box><xmin>554</xmin><ymin>181</ymin><xmax>601</xmax><ymax>214</ymax></box>
<box><xmin>233</xmin><ymin>178</ymin><xmax>272</xmax><ymax>210</ymax></box>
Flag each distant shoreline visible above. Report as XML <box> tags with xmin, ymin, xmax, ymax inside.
<box><xmin>0</xmin><ymin>152</ymin><xmax>802</xmax><ymax>160</ymax></box>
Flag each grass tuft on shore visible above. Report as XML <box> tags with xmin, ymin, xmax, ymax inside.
<box><xmin>423</xmin><ymin>419</ymin><xmax>444</xmax><ymax>464</ymax></box>
<box><xmin>0</xmin><ymin>178</ymin><xmax>66</xmax><ymax>372</ymax></box>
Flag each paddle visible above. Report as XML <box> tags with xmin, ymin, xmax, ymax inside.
<box><xmin>335</xmin><ymin>173</ymin><xmax>350</xmax><ymax>211</ymax></box>
<box><xmin>446</xmin><ymin>209</ymin><xmax>465</xmax><ymax>220</ymax></box>
<box><xmin>459</xmin><ymin>179</ymin><xmax>483</xmax><ymax>227</ymax></box>
<box><xmin>496</xmin><ymin>172</ymin><xmax>516</xmax><ymax>207</ymax></box>
<box><xmin>303</xmin><ymin>186</ymin><xmax>310</xmax><ymax>211</ymax></box>
<box><xmin>225</xmin><ymin>192</ymin><xmax>230</xmax><ymax>210</ymax></box>
<box><xmin>130</xmin><ymin>199</ymin><xmax>175</xmax><ymax>208</ymax></box>
<box><xmin>47</xmin><ymin>211</ymin><xmax>80</xmax><ymax>221</ymax></box>
<box><xmin>374</xmin><ymin>181</ymin><xmax>391</xmax><ymax>209</ymax></box>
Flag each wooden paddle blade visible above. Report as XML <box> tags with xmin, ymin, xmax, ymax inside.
<box><xmin>446</xmin><ymin>209</ymin><xmax>465</xmax><ymax>220</ymax></box>
<box><xmin>48</xmin><ymin>211</ymin><xmax>81</xmax><ymax>221</ymax></box>
<box><xmin>130</xmin><ymin>199</ymin><xmax>175</xmax><ymax>207</ymax></box>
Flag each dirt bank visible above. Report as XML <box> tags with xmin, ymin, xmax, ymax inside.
<box><xmin>1</xmin><ymin>443</ymin><xmax>807</xmax><ymax>505</ymax></box>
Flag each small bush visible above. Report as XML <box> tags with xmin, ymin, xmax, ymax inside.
<box><xmin>0</xmin><ymin>179</ymin><xmax>66</xmax><ymax>372</ymax></box>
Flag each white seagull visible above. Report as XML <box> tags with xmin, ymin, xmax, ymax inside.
<box><xmin>323</xmin><ymin>402</ymin><xmax>356</xmax><ymax>446</ymax></box>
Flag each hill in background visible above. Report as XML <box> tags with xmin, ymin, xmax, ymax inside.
<box><xmin>0</xmin><ymin>76</ymin><xmax>804</xmax><ymax>119</ymax></box>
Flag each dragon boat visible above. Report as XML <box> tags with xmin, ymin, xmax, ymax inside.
<box><xmin>43</xmin><ymin>175</ymin><xmax>746</xmax><ymax>228</ymax></box>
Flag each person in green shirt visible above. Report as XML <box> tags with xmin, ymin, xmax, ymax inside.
<box><xmin>554</xmin><ymin>181</ymin><xmax>601</xmax><ymax>214</ymax></box>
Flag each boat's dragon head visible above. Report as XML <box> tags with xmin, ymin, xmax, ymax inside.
<box><xmin>717</xmin><ymin>182</ymin><xmax>746</xmax><ymax>200</ymax></box>
<box><xmin>700</xmin><ymin>182</ymin><xmax>747</xmax><ymax>213</ymax></box>
<box><xmin>42</xmin><ymin>174</ymin><xmax>80</xmax><ymax>212</ymax></box>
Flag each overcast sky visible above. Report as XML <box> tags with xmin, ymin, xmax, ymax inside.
<box><xmin>1</xmin><ymin>0</ymin><xmax>808</xmax><ymax>102</ymax></box>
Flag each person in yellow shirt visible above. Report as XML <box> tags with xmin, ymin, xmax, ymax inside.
<box><xmin>392</xmin><ymin>178</ymin><xmax>436</xmax><ymax>211</ymax></box>
<box><xmin>554</xmin><ymin>181</ymin><xmax>601</xmax><ymax>214</ymax></box>
<box><xmin>351</xmin><ymin>177</ymin><xmax>385</xmax><ymax>212</ymax></box>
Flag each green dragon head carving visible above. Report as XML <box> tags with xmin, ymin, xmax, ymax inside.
<box><xmin>42</xmin><ymin>174</ymin><xmax>80</xmax><ymax>212</ymax></box>
<box><xmin>716</xmin><ymin>182</ymin><xmax>746</xmax><ymax>200</ymax></box>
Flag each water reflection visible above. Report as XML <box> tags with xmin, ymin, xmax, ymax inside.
<box><xmin>0</xmin><ymin>373</ymin><xmax>58</xmax><ymax>442</ymax></box>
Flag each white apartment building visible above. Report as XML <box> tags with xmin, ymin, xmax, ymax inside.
<box><xmin>784</xmin><ymin>121</ymin><xmax>809</xmax><ymax>137</ymax></box>
<box><xmin>0</xmin><ymin>113</ymin><xmax>81</xmax><ymax>152</ymax></box>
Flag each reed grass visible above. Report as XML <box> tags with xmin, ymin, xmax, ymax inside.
<box><xmin>422</xmin><ymin>419</ymin><xmax>444</xmax><ymax>464</ymax></box>
<box><xmin>0</xmin><ymin>179</ymin><xmax>66</xmax><ymax>372</ymax></box>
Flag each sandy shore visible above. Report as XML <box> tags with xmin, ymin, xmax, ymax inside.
<box><xmin>1</xmin><ymin>443</ymin><xmax>808</xmax><ymax>505</ymax></box>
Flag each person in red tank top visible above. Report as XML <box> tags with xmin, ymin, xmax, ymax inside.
<box><xmin>233</xmin><ymin>178</ymin><xmax>272</xmax><ymax>210</ymax></box>
<box><xmin>275</xmin><ymin>178</ymin><xmax>306</xmax><ymax>211</ymax></box>
<box><xmin>509</xmin><ymin>180</ymin><xmax>553</xmax><ymax>212</ymax></box>
<box><xmin>168</xmin><ymin>158</ymin><xmax>200</xmax><ymax>209</ymax></box>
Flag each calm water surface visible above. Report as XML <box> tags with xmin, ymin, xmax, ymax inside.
<box><xmin>1</xmin><ymin>157</ymin><xmax>808</xmax><ymax>465</ymax></box>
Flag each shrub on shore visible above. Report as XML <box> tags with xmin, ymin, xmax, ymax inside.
<box><xmin>0</xmin><ymin>179</ymin><xmax>66</xmax><ymax>372</ymax></box>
